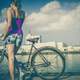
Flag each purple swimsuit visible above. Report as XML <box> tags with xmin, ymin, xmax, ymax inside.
<box><xmin>7</xmin><ymin>16</ymin><xmax>24</xmax><ymax>36</ymax></box>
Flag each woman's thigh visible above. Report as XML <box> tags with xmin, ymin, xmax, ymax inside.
<box><xmin>6</xmin><ymin>44</ymin><xmax>14</xmax><ymax>59</ymax></box>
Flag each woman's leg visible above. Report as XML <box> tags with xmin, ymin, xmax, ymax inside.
<box><xmin>5</xmin><ymin>34</ymin><xmax>23</xmax><ymax>80</ymax></box>
<box><xmin>6</xmin><ymin>44</ymin><xmax>14</xmax><ymax>80</ymax></box>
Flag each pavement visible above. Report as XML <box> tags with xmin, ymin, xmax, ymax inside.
<box><xmin>0</xmin><ymin>71</ymin><xmax>80</xmax><ymax>80</ymax></box>
<box><xmin>32</xmin><ymin>76</ymin><xmax>80</xmax><ymax>80</ymax></box>
<box><xmin>1</xmin><ymin>76</ymin><xmax>80</xmax><ymax>80</ymax></box>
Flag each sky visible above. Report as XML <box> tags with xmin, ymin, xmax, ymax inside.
<box><xmin>0</xmin><ymin>0</ymin><xmax>80</xmax><ymax>45</ymax></box>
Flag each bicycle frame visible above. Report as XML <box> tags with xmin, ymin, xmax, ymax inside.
<box><xmin>27</xmin><ymin>42</ymin><xmax>50</xmax><ymax>67</ymax></box>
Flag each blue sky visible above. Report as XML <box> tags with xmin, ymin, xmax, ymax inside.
<box><xmin>0</xmin><ymin>0</ymin><xmax>80</xmax><ymax>45</ymax></box>
<box><xmin>23</xmin><ymin>0</ymin><xmax>80</xmax><ymax>14</ymax></box>
<box><xmin>0</xmin><ymin>0</ymin><xmax>80</xmax><ymax>14</ymax></box>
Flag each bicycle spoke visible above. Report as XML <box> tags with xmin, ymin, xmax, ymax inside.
<box><xmin>46</xmin><ymin>65</ymin><xmax>57</xmax><ymax>73</ymax></box>
<box><xmin>34</xmin><ymin>63</ymin><xmax>46</xmax><ymax>67</ymax></box>
<box><xmin>38</xmin><ymin>54</ymin><xmax>49</xmax><ymax>64</ymax></box>
<box><xmin>50</xmin><ymin>64</ymin><xmax>58</xmax><ymax>71</ymax></box>
<box><xmin>53</xmin><ymin>55</ymin><xmax>59</xmax><ymax>60</ymax></box>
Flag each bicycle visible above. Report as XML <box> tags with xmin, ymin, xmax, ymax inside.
<box><xmin>0</xmin><ymin>36</ymin><xmax>65</xmax><ymax>80</ymax></box>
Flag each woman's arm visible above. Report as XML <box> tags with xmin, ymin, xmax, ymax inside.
<box><xmin>3</xmin><ymin>8</ymin><xmax>12</xmax><ymax>39</ymax></box>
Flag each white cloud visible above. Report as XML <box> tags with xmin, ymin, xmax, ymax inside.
<box><xmin>0</xmin><ymin>8</ymin><xmax>7</xmax><ymax>33</ymax></box>
<box><xmin>40</xmin><ymin>1</ymin><xmax>61</xmax><ymax>14</ymax></box>
<box><xmin>26</xmin><ymin>1</ymin><xmax>80</xmax><ymax>33</ymax></box>
<box><xmin>0</xmin><ymin>21</ymin><xmax>7</xmax><ymax>33</ymax></box>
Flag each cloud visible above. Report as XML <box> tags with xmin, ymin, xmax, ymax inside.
<box><xmin>0</xmin><ymin>8</ymin><xmax>7</xmax><ymax>33</ymax></box>
<box><xmin>0</xmin><ymin>1</ymin><xmax>80</xmax><ymax>44</ymax></box>
<box><xmin>0</xmin><ymin>21</ymin><xmax>6</xmax><ymax>33</ymax></box>
<box><xmin>25</xmin><ymin>1</ymin><xmax>80</xmax><ymax>33</ymax></box>
<box><xmin>41</xmin><ymin>1</ymin><xmax>61</xmax><ymax>13</ymax></box>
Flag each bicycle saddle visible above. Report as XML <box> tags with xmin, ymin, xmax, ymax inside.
<box><xmin>27</xmin><ymin>37</ymin><xmax>39</xmax><ymax>43</ymax></box>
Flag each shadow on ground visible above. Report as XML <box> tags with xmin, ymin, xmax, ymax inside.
<box><xmin>0</xmin><ymin>72</ymin><xmax>80</xmax><ymax>80</ymax></box>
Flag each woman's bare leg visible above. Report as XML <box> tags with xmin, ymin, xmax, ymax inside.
<box><xmin>6</xmin><ymin>44</ymin><xmax>14</xmax><ymax>80</ymax></box>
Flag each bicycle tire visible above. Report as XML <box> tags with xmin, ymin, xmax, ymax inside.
<box><xmin>31</xmin><ymin>46</ymin><xmax>65</xmax><ymax>80</ymax></box>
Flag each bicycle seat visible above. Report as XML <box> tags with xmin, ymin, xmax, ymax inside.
<box><xmin>27</xmin><ymin>37</ymin><xmax>39</xmax><ymax>43</ymax></box>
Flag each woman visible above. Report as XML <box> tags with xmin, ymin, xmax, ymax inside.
<box><xmin>0</xmin><ymin>0</ymin><xmax>25</xmax><ymax>80</ymax></box>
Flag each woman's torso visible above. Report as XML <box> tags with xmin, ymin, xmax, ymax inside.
<box><xmin>7</xmin><ymin>8</ymin><xmax>25</xmax><ymax>36</ymax></box>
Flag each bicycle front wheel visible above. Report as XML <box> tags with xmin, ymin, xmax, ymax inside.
<box><xmin>31</xmin><ymin>46</ymin><xmax>65</xmax><ymax>80</ymax></box>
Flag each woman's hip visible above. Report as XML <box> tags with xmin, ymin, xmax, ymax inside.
<box><xmin>4</xmin><ymin>33</ymin><xmax>23</xmax><ymax>47</ymax></box>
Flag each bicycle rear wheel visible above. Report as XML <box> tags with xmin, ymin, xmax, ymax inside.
<box><xmin>31</xmin><ymin>46</ymin><xmax>65</xmax><ymax>80</ymax></box>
